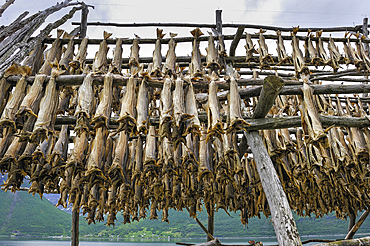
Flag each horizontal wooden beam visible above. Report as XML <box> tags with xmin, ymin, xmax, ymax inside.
<box><xmin>70</xmin><ymin>21</ymin><xmax>361</xmax><ymax>33</ymax></box>
<box><xmin>42</xmin><ymin>33</ymin><xmax>370</xmax><ymax>45</ymax></box>
<box><xmin>55</xmin><ymin>115</ymin><xmax>370</xmax><ymax>130</ymax></box>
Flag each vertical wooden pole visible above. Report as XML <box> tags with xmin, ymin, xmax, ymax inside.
<box><xmin>79</xmin><ymin>3</ymin><xmax>89</xmax><ymax>39</ymax></box>
<box><xmin>215</xmin><ymin>10</ymin><xmax>222</xmax><ymax>34</ymax></box>
<box><xmin>71</xmin><ymin>210</ymin><xmax>79</xmax><ymax>246</ymax></box>
<box><xmin>363</xmin><ymin>17</ymin><xmax>369</xmax><ymax>54</ymax></box>
<box><xmin>363</xmin><ymin>17</ymin><xmax>369</xmax><ymax>97</ymax></box>
<box><xmin>245</xmin><ymin>76</ymin><xmax>302</xmax><ymax>246</ymax></box>
<box><xmin>348</xmin><ymin>213</ymin><xmax>356</xmax><ymax>233</ymax></box>
<box><xmin>207</xmin><ymin>208</ymin><xmax>214</xmax><ymax>241</ymax></box>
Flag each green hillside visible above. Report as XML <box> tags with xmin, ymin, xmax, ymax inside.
<box><xmin>1</xmin><ymin>185</ymin><xmax>370</xmax><ymax>238</ymax></box>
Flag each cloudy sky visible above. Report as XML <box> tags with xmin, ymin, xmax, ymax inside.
<box><xmin>1</xmin><ymin>0</ymin><xmax>370</xmax><ymax>58</ymax></box>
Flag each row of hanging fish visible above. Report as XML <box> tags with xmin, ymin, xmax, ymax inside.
<box><xmin>0</xmin><ymin>29</ymin><xmax>369</xmax><ymax>227</ymax></box>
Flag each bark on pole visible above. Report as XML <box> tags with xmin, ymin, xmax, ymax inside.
<box><xmin>315</xmin><ymin>236</ymin><xmax>370</xmax><ymax>246</ymax></box>
<box><xmin>71</xmin><ymin>210</ymin><xmax>79</xmax><ymax>246</ymax></box>
<box><xmin>0</xmin><ymin>0</ymin><xmax>15</xmax><ymax>17</ymax></box>
<box><xmin>345</xmin><ymin>208</ymin><xmax>370</xmax><ymax>240</ymax></box>
<box><xmin>245</xmin><ymin>75</ymin><xmax>302</xmax><ymax>246</ymax></box>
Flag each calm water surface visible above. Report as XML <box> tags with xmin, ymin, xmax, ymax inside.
<box><xmin>1</xmin><ymin>234</ymin><xmax>369</xmax><ymax>246</ymax></box>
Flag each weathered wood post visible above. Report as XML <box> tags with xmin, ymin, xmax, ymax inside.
<box><xmin>79</xmin><ymin>3</ymin><xmax>89</xmax><ymax>38</ymax></box>
<box><xmin>363</xmin><ymin>17</ymin><xmax>369</xmax><ymax>97</ymax></box>
<box><xmin>245</xmin><ymin>76</ymin><xmax>302</xmax><ymax>245</ymax></box>
<box><xmin>345</xmin><ymin>208</ymin><xmax>370</xmax><ymax>240</ymax></box>
<box><xmin>71</xmin><ymin>210</ymin><xmax>79</xmax><ymax>246</ymax></box>
<box><xmin>0</xmin><ymin>0</ymin><xmax>15</xmax><ymax>17</ymax></box>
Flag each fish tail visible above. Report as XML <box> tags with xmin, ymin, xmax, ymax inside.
<box><xmin>316</xmin><ymin>30</ymin><xmax>323</xmax><ymax>37</ymax></box>
<box><xmin>103</xmin><ymin>31</ymin><xmax>113</xmax><ymax>40</ymax></box>
<box><xmin>156</xmin><ymin>28</ymin><xmax>165</xmax><ymax>39</ymax></box>
<box><xmin>276</xmin><ymin>30</ymin><xmax>281</xmax><ymax>36</ymax></box>
<box><xmin>57</xmin><ymin>29</ymin><xmax>65</xmax><ymax>39</ymax></box>
<box><xmin>292</xmin><ymin>26</ymin><xmax>299</xmax><ymax>35</ymax></box>
<box><xmin>170</xmin><ymin>32</ymin><xmax>178</xmax><ymax>38</ymax></box>
<box><xmin>63</xmin><ymin>32</ymin><xmax>73</xmax><ymax>40</ymax></box>
<box><xmin>190</xmin><ymin>28</ymin><xmax>204</xmax><ymax>39</ymax></box>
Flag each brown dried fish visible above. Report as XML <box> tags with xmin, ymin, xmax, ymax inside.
<box><xmin>151</xmin><ymin>28</ymin><xmax>165</xmax><ymax>77</ymax></box>
<box><xmin>184</xmin><ymin>78</ymin><xmax>201</xmax><ymax>136</ymax></box>
<box><xmin>92</xmin><ymin>31</ymin><xmax>112</xmax><ymax>74</ymax></box>
<box><xmin>328</xmin><ymin>35</ymin><xmax>345</xmax><ymax>64</ymax></box>
<box><xmin>245</xmin><ymin>32</ymin><xmax>258</xmax><ymax>63</ymax></box>
<box><xmin>0</xmin><ymin>64</ymin><xmax>31</xmax><ymax>133</ymax></box>
<box><xmin>346</xmin><ymin>33</ymin><xmax>366</xmax><ymax>71</ymax></box>
<box><xmin>69</xmin><ymin>37</ymin><xmax>88</xmax><ymax>74</ymax></box>
<box><xmin>116</xmin><ymin>72</ymin><xmax>137</xmax><ymax>135</ymax></box>
<box><xmin>291</xmin><ymin>27</ymin><xmax>309</xmax><ymax>76</ymax></box>
<box><xmin>205</xmin><ymin>73</ymin><xmax>224</xmax><ymax>142</ymax></box>
<box><xmin>304</xmin><ymin>30</ymin><xmax>323</xmax><ymax>67</ymax></box>
<box><xmin>112</xmin><ymin>38</ymin><xmax>123</xmax><ymax>74</ymax></box>
<box><xmin>38</xmin><ymin>29</ymin><xmax>64</xmax><ymax>75</ymax></box>
<box><xmin>276</xmin><ymin>30</ymin><xmax>292</xmax><ymax>65</ymax></box>
<box><xmin>206</xmin><ymin>31</ymin><xmax>220</xmax><ymax>74</ymax></box>
<box><xmin>299</xmin><ymin>82</ymin><xmax>328</xmax><ymax>147</ymax></box>
<box><xmin>91</xmin><ymin>71</ymin><xmax>113</xmax><ymax>128</ymax></box>
<box><xmin>59</xmin><ymin>32</ymin><xmax>75</xmax><ymax>72</ymax></box>
<box><xmin>136</xmin><ymin>78</ymin><xmax>149</xmax><ymax>135</ymax></box>
<box><xmin>74</xmin><ymin>72</ymin><xmax>94</xmax><ymax>134</ymax></box>
<box><xmin>162</xmin><ymin>33</ymin><xmax>177</xmax><ymax>76</ymax></box>
<box><xmin>315</xmin><ymin>30</ymin><xmax>331</xmax><ymax>65</ymax></box>
<box><xmin>129</xmin><ymin>34</ymin><xmax>141</xmax><ymax>71</ymax></box>
<box><xmin>189</xmin><ymin>28</ymin><xmax>204</xmax><ymax>79</ymax></box>
<box><xmin>30</xmin><ymin>60</ymin><xmax>65</xmax><ymax>143</ymax></box>
<box><xmin>257</xmin><ymin>29</ymin><xmax>273</xmax><ymax>69</ymax></box>
<box><xmin>226</xmin><ymin>65</ymin><xmax>250</xmax><ymax>133</ymax></box>
<box><xmin>23</xmin><ymin>44</ymin><xmax>46</xmax><ymax>76</ymax></box>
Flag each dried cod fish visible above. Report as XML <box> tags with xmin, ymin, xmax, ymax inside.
<box><xmin>291</xmin><ymin>27</ymin><xmax>309</xmax><ymax>76</ymax></box>
<box><xmin>91</xmin><ymin>71</ymin><xmax>113</xmax><ymax>128</ymax></box>
<box><xmin>129</xmin><ymin>34</ymin><xmax>141</xmax><ymax>71</ymax></box>
<box><xmin>205</xmin><ymin>72</ymin><xmax>224</xmax><ymax>142</ymax></box>
<box><xmin>245</xmin><ymin>32</ymin><xmax>258</xmax><ymax>63</ymax></box>
<box><xmin>111</xmin><ymin>38</ymin><xmax>123</xmax><ymax>74</ymax></box>
<box><xmin>184</xmin><ymin>77</ymin><xmax>201</xmax><ymax>136</ymax></box>
<box><xmin>159</xmin><ymin>76</ymin><xmax>173</xmax><ymax>143</ymax></box>
<box><xmin>30</xmin><ymin>60</ymin><xmax>65</xmax><ymax>143</ymax></box>
<box><xmin>206</xmin><ymin>32</ymin><xmax>220</xmax><ymax>74</ymax></box>
<box><xmin>304</xmin><ymin>30</ymin><xmax>322</xmax><ymax>67</ymax></box>
<box><xmin>74</xmin><ymin>72</ymin><xmax>95</xmax><ymax>135</ymax></box>
<box><xmin>116</xmin><ymin>69</ymin><xmax>138</xmax><ymax>135</ymax></box>
<box><xmin>136</xmin><ymin>77</ymin><xmax>149</xmax><ymax>135</ymax></box>
<box><xmin>151</xmin><ymin>28</ymin><xmax>165</xmax><ymax>77</ymax></box>
<box><xmin>23</xmin><ymin>44</ymin><xmax>46</xmax><ymax>76</ymax></box>
<box><xmin>189</xmin><ymin>28</ymin><xmax>204</xmax><ymax>79</ymax></box>
<box><xmin>226</xmin><ymin>65</ymin><xmax>249</xmax><ymax>133</ymax></box>
<box><xmin>162</xmin><ymin>33</ymin><xmax>177</xmax><ymax>76</ymax></box>
<box><xmin>276</xmin><ymin>30</ymin><xmax>292</xmax><ymax>65</ymax></box>
<box><xmin>92</xmin><ymin>31</ymin><xmax>112</xmax><ymax>74</ymax></box>
<box><xmin>38</xmin><ymin>29</ymin><xmax>64</xmax><ymax>75</ymax></box>
<box><xmin>69</xmin><ymin>37</ymin><xmax>88</xmax><ymax>74</ymax></box>
<box><xmin>59</xmin><ymin>32</ymin><xmax>75</xmax><ymax>72</ymax></box>
<box><xmin>257</xmin><ymin>29</ymin><xmax>273</xmax><ymax>69</ymax></box>
<box><xmin>346</xmin><ymin>32</ymin><xmax>366</xmax><ymax>71</ymax></box>
<box><xmin>298</xmin><ymin>81</ymin><xmax>328</xmax><ymax>147</ymax></box>
<box><xmin>0</xmin><ymin>64</ymin><xmax>31</xmax><ymax>133</ymax></box>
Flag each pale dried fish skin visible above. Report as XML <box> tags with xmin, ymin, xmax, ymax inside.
<box><xmin>136</xmin><ymin>78</ymin><xmax>149</xmax><ymax>135</ymax></box>
<box><xmin>92</xmin><ymin>31</ymin><xmax>112</xmax><ymax>74</ymax></box>
<box><xmin>92</xmin><ymin>72</ymin><xmax>113</xmax><ymax>128</ymax></box>
<box><xmin>190</xmin><ymin>28</ymin><xmax>204</xmax><ymax>79</ymax></box>
<box><xmin>162</xmin><ymin>33</ymin><xmax>177</xmax><ymax>76</ymax></box>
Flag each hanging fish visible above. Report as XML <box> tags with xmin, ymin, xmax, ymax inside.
<box><xmin>184</xmin><ymin>76</ymin><xmax>201</xmax><ymax>136</ymax></box>
<box><xmin>59</xmin><ymin>32</ymin><xmax>75</xmax><ymax>72</ymax></box>
<box><xmin>205</xmin><ymin>72</ymin><xmax>224</xmax><ymax>142</ymax></box>
<box><xmin>206</xmin><ymin>31</ymin><xmax>220</xmax><ymax>74</ymax></box>
<box><xmin>136</xmin><ymin>77</ymin><xmax>149</xmax><ymax>135</ymax></box>
<box><xmin>276</xmin><ymin>30</ymin><xmax>292</xmax><ymax>65</ymax></box>
<box><xmin>150</xmin><ymin>28</ymin><xmax>165</xmax><ymax>77</ymax></box>
<box><xmin>226</xmin><ymin>65</ymin><xmax>250</xmax><ymax>133</ymax></box>
<box><xmin>38</xmin><ymin>29</ymin><xmax>64</xmax><ymax>75</ymax></box>
<box><xmin>92</xmin><ymin>31</ymin><xmax>112</xmax><ymax>74</ymax></box>
<box><xmin>69</xmin><ymin>37</ymin><xmax>88</xmax><ymax>74</ymax></box>
<box><xmin>189</xmin><ymin>28</ymin><xmax>204</xmax><ymax>80</ymax></box>
<box><xmin>346</xmin><ymin>32</ymin><xmax>366</xmax><ymax>71</ymax></box>
<box><xmin>129</xmin><ymin>34</ymin><xmax>141</xmax><ymax>71</ymax></box>
<box><xmin>30</xmin><ymin>60</ymin><xmax>65</xmax><ymax>143</ymax></box>
<box><xmin>159</xmin><ymin>75</ymin><xmax>173</xmax><ymax>143</ymax></box>
<box><xmin>328</xmin><ymin>35</ymin><xmax>345</xmax><ymax>65</ymax></box>
<box><xmin>291</xmin><ymin>26</ymin><xmax>309</xmax><ymax>76</ymax></box>
<box><xmin>111</xmin><ymin>38</ymin><xmax>123</xmax><ymax>74</ymax></box>
<box><xmin>304</xmin><ymin>30</ymin><xmax>323</xmax><ymax>67</ymax></box>
<box><xmin>356</xmin><ymin>35</ymin><xmax>370</xmax><ymax>71</ymax></box>
<box><xmin>162</xmin><ymin>33</ymin><xmax>177</xmax><ymax>76</ymax></box>
<box><xmin>0</xmin><ymin>64</ymin><xmax>31</xmax><ymax>133</ymax></box>
<box><xmin>244</xmin><ymin>32</ymin><xmax>258</xmax><ymax>63</ymax></box>
<box><xmin>256</xmin><ymin>29</ymin><xmax>273</xmax><ymax>69</ymax></box>
<box><xmin>23</xmin><ymin>44</ymin><xmax>46</xmax><ymax>76</ymax></box>
<box><xmin>91</xmin><ymin>71</ymin><xmax>113</xmax><ymax>128</ymax></box>
<box><xmin>116</xmin><ymin>67</ymin><xmax>139</xmax><ymax>135</ymax></box>
<box><xmin>172</xmin><ymin>74</ymin><xmax>193</xmax><ymax>150</ymax></box>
